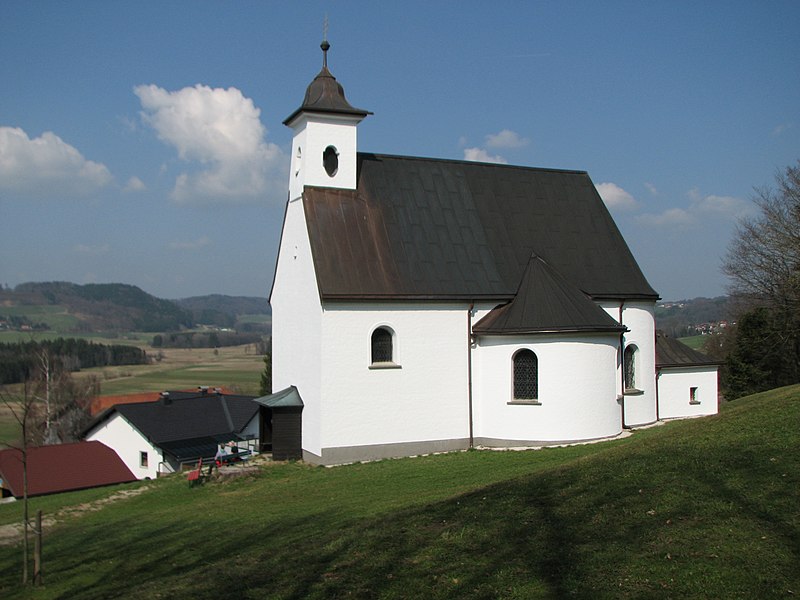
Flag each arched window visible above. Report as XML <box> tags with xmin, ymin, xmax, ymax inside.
<box><xmin>624</xmin><ymin>344</ymin><xmax>638</xmax><ymax>390</ymax></box>
<box><xmin>371</xmin><ymin>327</ymin><xmax>393</xmax><ymax>364</ymax></box>
<box><xmin>513</xmin><ymin>349</ymin><xmax>538</xmax><ymax>400</ymax></box>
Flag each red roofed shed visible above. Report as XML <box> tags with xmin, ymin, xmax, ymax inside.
<box><xmin>0</xmin><ymin>441</ymin><xmax>136</xmax><ymax>498</ymax></box>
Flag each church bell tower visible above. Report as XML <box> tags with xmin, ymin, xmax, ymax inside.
<box><xmin>283</xmin><ymin>38</ymin><xmax>371</xmax><ymax>200</ymax></box>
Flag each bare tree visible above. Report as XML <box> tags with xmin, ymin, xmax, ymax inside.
<box><xmin>724</xmin><ymin>160</ymin><xmax>800</xmax><ymax>309</ymax></box>
<box><xmin>1</xmin><ymin>383</ymin><xmax>39</xmax><ymax>584</ymax></box>
<box><xmin>722</xmin><ymin>160</ymin><xmax>800</xmax><ymax>394</ymax></box>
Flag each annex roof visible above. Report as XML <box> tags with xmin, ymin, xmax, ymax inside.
<box><xmin>302</xmin><ymin>153</ymin><xmax>658</xmax><ymax>302</ymax></box>
<box><xmin>85</xmin><ymin>391</ymin><xmax>260</xmax><ymax>446</ymax></box>
<box><xmin>655</xmin><ymin>332</ymin><xmax>720</xmax><ymax>368</ymax></box>
<box><xmin>472</xmin><ymin>255</ymin><xmax>628</xmax><ymax>335</ymax></box>
<box><xmin>254</xmin><ymin>386</ymin><xmax>304</xmax><ymax>409</ymax></box>
<box><xmin>0</xmin><ymin>441</ymin><xmax>136</xmax><ymax>498</ymax></box>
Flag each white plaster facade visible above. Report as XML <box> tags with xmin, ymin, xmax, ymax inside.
<box><xmin>85</xmin><ymin>413</ymin><xmax>166</xmax><ymax>479</ymax></box>
<box><xmin>473</xmin><ymin>333</ymin><xmax>622</xmax><ymax>445</ymax></box>
<box><xmin>657</xmin><ymin>366</ymin><xmax>719</xmax><ymax>419</ymax></box>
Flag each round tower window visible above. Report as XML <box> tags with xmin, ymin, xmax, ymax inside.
<box><xmin>323</xmin><ymin>146</ymin><xmax>338</xmax><ymax>177</ymax></box>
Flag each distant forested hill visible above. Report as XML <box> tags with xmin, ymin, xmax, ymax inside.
<box><xmin>0</xmin><ymin>282</ymin><xmax>194</xmax><ymax>332</ymax></box>
<box><xmin>655</xmin><ymin>296</ymin><xmax>732</xmax><ymax>337</ymax></box>
<box><xmin>175</xmin><ymin>294</ymin><xmax>270</xmax><ymax>328</ymax></box>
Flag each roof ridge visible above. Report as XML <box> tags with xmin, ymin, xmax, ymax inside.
<box><xmin>357</xmin><ymin>152</ymin><xmax>590</xmax><ymax>175</ymax></box>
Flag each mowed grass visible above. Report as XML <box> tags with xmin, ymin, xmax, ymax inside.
<box><xmin>0</xmin><ymin>385</ymin><xmax>798</xmax><ymax>599</ymax></box>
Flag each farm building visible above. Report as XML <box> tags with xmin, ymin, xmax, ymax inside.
<box><xmin>269</xmin><ymin>40</ymin><xmax>719</xmax><ymax>465</ymax></box>
<box><xmin>84</xmin><ymin>389</ymin><xmax>261</xmax><ymax>479</ymax></box>
<box><xmin>0</xmin><ymin>441</ymin><xmax>136</xmax><ymax>498</ymax></box>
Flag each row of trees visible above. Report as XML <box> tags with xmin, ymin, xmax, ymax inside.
<box><xmin>0</xmin><ymin>338</ymin><xmax>148</xmax><ymax>385</ymax></box>
<box><xmin>716</xmin><ymin>160</ymin><xmax>800</xmax><ymax>399</ymax></box>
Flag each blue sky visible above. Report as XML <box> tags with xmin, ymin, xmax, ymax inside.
<box><xmin>1</xmin><ymin>1</ymin><xmax>798</xmax><ymax>301</ymax></box>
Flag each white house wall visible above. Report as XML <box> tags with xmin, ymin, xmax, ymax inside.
<box><xmin>658</xmin><ymin>366</ymin><xmax>719</xmax><ymax>419</ymax></box>
<box><xmin>85</xmin><ymin>413</ymin><xmax>164</xmax><ymax>480</ymax></box>
<box><xmin>316</xmin><ymin>302</ymin><xmax>472</xmax><ymax>463</ymax></box>
<box><xmin>600</xmin><ymin>300</ymin><xmax>658</xmax><ymax>427</ymax></box>
<box><xmin>472</xmin><ymin>334</ymin><xmax>622</xmax><ymax>444</ymax></box>
<box><xmin>270</xmin><ymin>194</ymin><xmax>323</xmax><ymax>457</ymax></box>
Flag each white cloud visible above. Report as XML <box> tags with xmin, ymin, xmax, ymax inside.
<box><xmin>635</xmin><ymin>207</ymin><xmax>693</xmax><ymax>228</ymax></box>
<box><xmin>123</xmin><ymin>176</ymin><xmax>147</xmax><ymax>192</ymax></box>
<box><xmin>485</xmin><ymin>129</ymin><xmax>529</xmax><ymax>149</ymax></box>
<box><xmin>168</xmin><ymin>236</ymin><xmax>211</xmax><ymax>251</ymax></box>
<box><xmin>463</xmin><ymin>147</ymin><xmax>508</xmax><ymax>164</ymax></box>
<box><xmin>134</xmin><ymin>84</ymin><xmax>286</xmax><ymax>203</ymax></box>
<box><xmin>644</xmin><ymin>182</ymin><xmax>658</xmax><ymax>196</ymax></box>
<box><xmin>0</xmin><ymin>126</ymin><xmax>113</xmax><ymax>196</ymax></box>
<box><xmin>691</xmin><ymin>193</ymin><xmax>750</xmax><ymax>218</ymax></box>
<box><xmin>596</xmin><ymin>182</ymin><xmax>638</xmax><ymax>210</ymax></box>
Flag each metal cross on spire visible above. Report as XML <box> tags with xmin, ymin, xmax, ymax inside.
<box><xmin>321</xmin><ymin>15</ymin><xmax>330</xmax><ymax>68</ymax></box>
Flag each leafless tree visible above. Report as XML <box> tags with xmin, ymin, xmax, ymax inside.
<box><xmin>723</xmin><ymin>160</ymin><xmax>800</xmax><ymax>387</ymax></box>
<box><xmin>1</xmin><ymin>383</ymin><xmax>39</xmax><ymax>584</ymax></box>
<box><xmin>723</xmin><ymin>160</ymin><xmax>800</xmax><ymax>310</ymax></box>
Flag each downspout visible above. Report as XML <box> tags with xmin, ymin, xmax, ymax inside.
<box><xmin>655</xmin><ymin>369</ymin><xmax>661</xmax><ymax>421</ymax></box>
<box><xmin>618</xmin><ymin>300</ymin><xmax>626</xmax><ymax>429</ymax></box>
<box><xmin>467</xmin><ymin>302</ymin><xmax>475</xmax><ymax>449</ymax></box>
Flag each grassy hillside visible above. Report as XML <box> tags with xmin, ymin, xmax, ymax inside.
<box><xmin>1</xmin><ymin>386</ymin><xmax>798</xmax><ymax>599</ymax></box>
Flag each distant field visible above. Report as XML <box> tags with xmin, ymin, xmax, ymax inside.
<box><xmin>80</xmin><ymin>345</ymin><xmax>264</xmax><ymax>396</ymax></box>
<box><xmin>678</xmin><ymin>335</ymin><xmax>707</xmax><ymax>350</ymax></box>
<box><xmin>0</xmin><ymin>305</ymin><xmax>81</xmax><ymax>332</ymax></box>
<box><xmin>0</xmin><ymin>345</ymin><xmax>264</xmax><ymax>445</ymax></box>
<box><xmin>235</xmin><ymin>313</ymin><xmax>272</xmax><ymax>325</ymax></box>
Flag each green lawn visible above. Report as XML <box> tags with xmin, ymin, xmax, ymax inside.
<box><xmin>677</xmin><ymin>334</ymin><xmax>707</xmax><ymax>350</ymax></box>
<box><xmin>1</xmin><ymin>385</ymin><xmax>798</xmax><ymax>598</ymax></box>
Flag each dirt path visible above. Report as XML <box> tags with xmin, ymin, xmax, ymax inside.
<box><xmin>0</xmin><ymin>485</ymin><xmax>151</xmax><ymax>546</ymax></box>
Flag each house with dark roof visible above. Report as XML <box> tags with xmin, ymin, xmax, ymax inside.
<box><xmin>270</xmin><ymin>40</ymin><xmax>718</xmax><ymax>465</ymax></box>
<box><xmin>84</xmin><ymin>389</ymin><xmax>261</xmax><ymax>479</ymax></box>
<box><xmin>0</xmin><ymin>441</ymin><xmax>136</xmax><ymax>498</ymax></box>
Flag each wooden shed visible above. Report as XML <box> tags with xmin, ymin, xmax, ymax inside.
<box><xmin>254</xmin><ymin>386</ymin><xmax>304</xmax><ymax>461</ymax></box>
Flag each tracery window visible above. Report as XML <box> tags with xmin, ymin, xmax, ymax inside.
<box><xmin>513</xmin><ymin>349</ymin><xmax>538</xmax><ymax>401</ymax></box>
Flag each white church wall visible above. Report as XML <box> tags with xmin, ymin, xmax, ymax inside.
<box><xmin>600</xmin><ymin>300</ymin><xmax>658</xmax><ymax>427</ymax></box>
<box><xmin>85</xmin><ymin>413</ymin><xmax>164</xmax><ymax>479</ymax></box>
<box><xmin>270</xmin><ymin>195</ymin><xmax>324</xmax><ymax>457</ymax></box>
<box><xmin>472</xmin><ymin>334</ymin><xmax>622</xmax><ymax>444</ymax></box>
<box><xmin>288</xmin><ymin>114</ymin><xmax>360</xmax><ymax>197</ymax></box>
<box><xmin>658</xmin><ymin>366</ymin><xmax>719</xmax><ymax>419</ymax></box>
<box><xmin>316</xmin><ymin>302</ymin><xmax>472</xmax><ymax>462</ymax></box>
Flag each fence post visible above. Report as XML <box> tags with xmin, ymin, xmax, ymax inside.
<box><xmin>33</xmin><ymin>510</ymin><xmax>43</xmax><ymax>586</ymax></box>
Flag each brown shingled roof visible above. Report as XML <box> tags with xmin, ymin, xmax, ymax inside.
<box><xmin>656</xmin><ymin>332</ymin><xmax>720</xmax><ymax>368</ymax></box>
<box><xmin>301</xmin><ymin>153</ymin><xmax>658</xmax><ymax>302</ymax></box>
<box><xmin>0</xmin><ymin>441</ymin><xmax>136</xmax><ymax>498</ymax></box>
<box><xmin>473</xmin><ymin>255</ymin><xmax>627</xmax><ymax>335</ymax></box>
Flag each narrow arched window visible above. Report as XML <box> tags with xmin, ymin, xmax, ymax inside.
<box><xmin>371</xmin><ymin>327</ymin><xmax>393</xmax><ymax>364</ymax></box>
<box><xmin>513</xmin><ymin>349</ymin><xmax>538</xmax><ymax>400</ymax></box>
<box><xmin>624</xmin><ymin>345</ymin><xmax>637</xmax><ymax>390</ymax></box>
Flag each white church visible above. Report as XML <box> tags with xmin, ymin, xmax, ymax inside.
<box><xmin>269</xmin><ymin>40</ymin><xmax>719</xmax><ymax>465</ymax></box>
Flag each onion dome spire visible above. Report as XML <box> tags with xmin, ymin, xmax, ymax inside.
<box><xmin>283</xmin><ymin>38</ymin><xmax>372</xmax><ymax>126</ymax></box>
